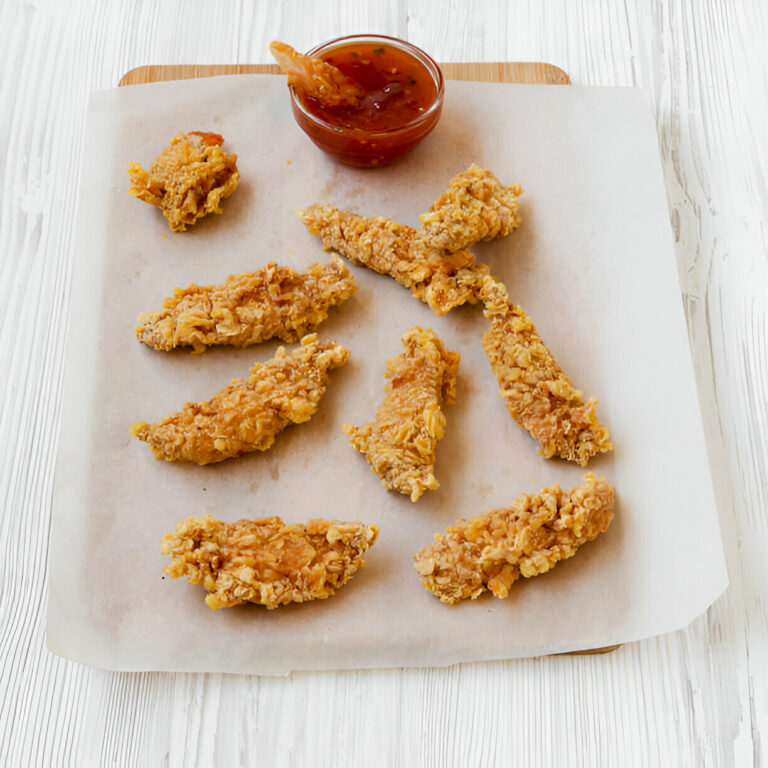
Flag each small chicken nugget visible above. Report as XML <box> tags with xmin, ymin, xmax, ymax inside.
<box><xmin>128</xmin><ymin>131</ymin><xmax>239</xmax><ymax>231</ymax></box>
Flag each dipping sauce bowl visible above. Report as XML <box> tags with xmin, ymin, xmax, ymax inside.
<box><xmin>289</xmin><ymin>35</ymin><xmax>444</xmax><ymax>167</ymax></box>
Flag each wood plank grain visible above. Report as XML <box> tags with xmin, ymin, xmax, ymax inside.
<box><xmin>118</xmin><ymin>61</ymin><xmax>571</xmax><ymax>86</ymax></box>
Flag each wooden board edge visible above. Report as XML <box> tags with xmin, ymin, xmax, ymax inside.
<box><xmin>118</xmin><ymin>62</ymin><xmax>570</xmax><ymax>87</ymax></box>
<box><xmin>560</xmin><ymin>645</ymin><xmax>622</xmax><ymax>656</ymax></box>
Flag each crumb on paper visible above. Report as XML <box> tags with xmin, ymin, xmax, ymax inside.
<box><xmin>135</xmin><ymin>256</ymin><xmax>356</xmax><ymax>353</ymax></box>
<box><xmin>414</xmin><ymin>473</ymin><xmax>614</xmax><ymax>603</ymax></box>
<box><xmin>128</xmin><ymin>131</ymin><xmax>239</xmax><ymax>232</ymax></box>
<box><xmin>345</xmin><ymin>327</ymin><xmax>459</xmax><ymax>502</ymax></box>
<box><xmin>130</xmin><ymin>334</ymin><xmax>349</xmax><ymax>464</ymax></box>
<box><xmin>479</xmin><ymin>276</ymin><xmax>612</xmax><ymax>466</ymax></box>
<box><xmin>163</xmin><ymin>514</ymin><xmax>378</xmax><ymax>609</ymax></box>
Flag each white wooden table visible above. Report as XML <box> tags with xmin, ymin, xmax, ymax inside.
<box><xmin>1</xmin><ymin>2</ymin><xmax>766</xmax><ymax>765</ymax></box>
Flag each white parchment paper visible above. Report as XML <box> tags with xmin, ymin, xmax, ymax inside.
<box><xmin>47</xmin><ymin>75</ymin><xmax>726</xmax><ymax>674</ymax></box>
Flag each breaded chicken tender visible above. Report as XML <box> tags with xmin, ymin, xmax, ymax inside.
<box><xmin>480</xmin><ymin>277</ymin><xmax>612</xmax><ymax>466</ymax></box>
<box><xmin>163</xmin><ymin>514</ymin><xmax>378</xmax><ymax>609</ymax></box>
<box><xmin>416</xmin><ymin>164</ymin><xmax>523</xmax><ymax>253</ymax></box>
<box><xmin>270</xmin><ymin>40</ymin><xmax>364</xmax><ymax>108</ymax></box>
<box><xmin>130</xmin><ymin>334</ymin><xmax>349</xmax><ymax>464</ymax></box>
<box><xmin>345</xmin><ymin>327</ymin><xmax>459</xmax><ymax>502</ymax></box>
<box><xmin>414</xmin><ymin>473</ymin><xmax>614</xmax><ymax>603</ymax></box>
<box><xmin>128</xmin><ymin>131</ymin><xmax>239</xmax><ymax>232</ymax></box>
<box><xmin>298</xmin><ymin>204</ymin><xmax>488</xmax><ymax>315</ymax></box>
<box><xmin>135</xmin><ymin>256</ymin><xmax>356</xmax><ymax>353</ymax></box>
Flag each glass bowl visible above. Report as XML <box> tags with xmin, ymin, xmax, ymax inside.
<box><xmin>289</xmin><ymin>34</ymin><xmax>444</xmax><ymax>168</ymax></box>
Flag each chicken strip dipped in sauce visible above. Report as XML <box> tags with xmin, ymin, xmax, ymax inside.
<box><xmin>270</xmin><ymin>40</ymin><xmax>365</xmax><ymax>108</ymax></box>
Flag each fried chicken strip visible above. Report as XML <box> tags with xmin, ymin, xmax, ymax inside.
<box><xmin>414</xmin><ymin>473</ymin><xmax>614</xmax><ymax>603</ymax></box>
<box><xmin>128</xmin><ymin>131</ymin><xmax>239</xmax><ymax>232</ymax></box>
<box><xmin>416</xmin><ymin>164</ymin><xmax>523</xmax><ymax>253</ymax></box>
<box><xmin>135</xmin><ymin>256</ymin><xmax>356</xmax><ymax>353</ymax></box>
<box><xmin>163</xmin><ymin>514</ymin><xmax>378</xmax><ymax>609</ymax></box>
<box><xmin>345</xmin><ymin>327</ymin><xmax>459</xmax><ymax>502</ymax></box>
<box><xmin>270</xmin><ymin>40</ymin><xmax>365</xmax><ymax>108</ymax></box>
<box><xmin>297</xmin><ymin>204</ymin><xmax>489</xmax><ymax>315</ymax></box>
<box><xmin>131</xmin><ymin>334</ymin><xmax>349</xmax><ymax>464</ymax></box>
<box><xmin>480</xmin><ymin>277</ymin><xmax>612</xmax><ymax>466</ymax></box>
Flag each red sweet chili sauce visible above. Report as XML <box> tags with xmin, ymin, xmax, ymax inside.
<box><xmin>290</xmin><ymin>37</ymin><xmax>444</xmax><ymax>167</ymax></box>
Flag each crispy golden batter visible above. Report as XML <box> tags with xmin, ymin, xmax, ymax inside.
<box><xmin>297</xmin><ymin>204</ymin><xmax>488</xmax><ymax>315</ymax></box>
<box><xmin>480</xmin><ymin>277</ymin><xmax>612</xmax><ymax>466</ymax></box>
<box><xmin>414</xmin><ymin>473</ymin><xmax>614</xmax><ymax>603</ymax></box>
<box><xmin>270</xmin><ymin>40</ymin><xmax>365</xmax><ymax>108</ymax></box>
<box><xmin>416</xmin><ymin>164</ymin><xmax>523</xmax><ymax>253</ymax></box>
<box><xmin>163</xmin><ymin>514</ymin><xmax>378</xmax><ymax>609</ymax></box>
<box><xmin>128</xmin><ymin>131</ymin><xmax>239</xmax><ymax>232</ymax></box>
<box><xmin>131</xmin><ymin>334</ymin><xmax>349</xmax><ymax>464</ymax></box>
<box><xmin>135</xmin><ymin>256</ymin><xmax>356</xmax><ymax>353</ymax></box>
<box><xmin>345</xmin><ymin>327</ymin><xmax>459</xmax><ymax>502</ymax></box>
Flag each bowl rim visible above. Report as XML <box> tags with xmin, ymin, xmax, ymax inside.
<box><xmin>289</xmin><ymin>33</ymin><xmax>444</xmax><ymax>139</ymax></box>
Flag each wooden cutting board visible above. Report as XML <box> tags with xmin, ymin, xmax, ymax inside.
<box><xmin>118</xmin><ymin>61</ymin><xmax>617</xmax><ymax>658</ymax></box>
<box><xmin>119</xmin><ymin>62</ymin><xmax>570</xmax><ymax>86</ymax></box>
